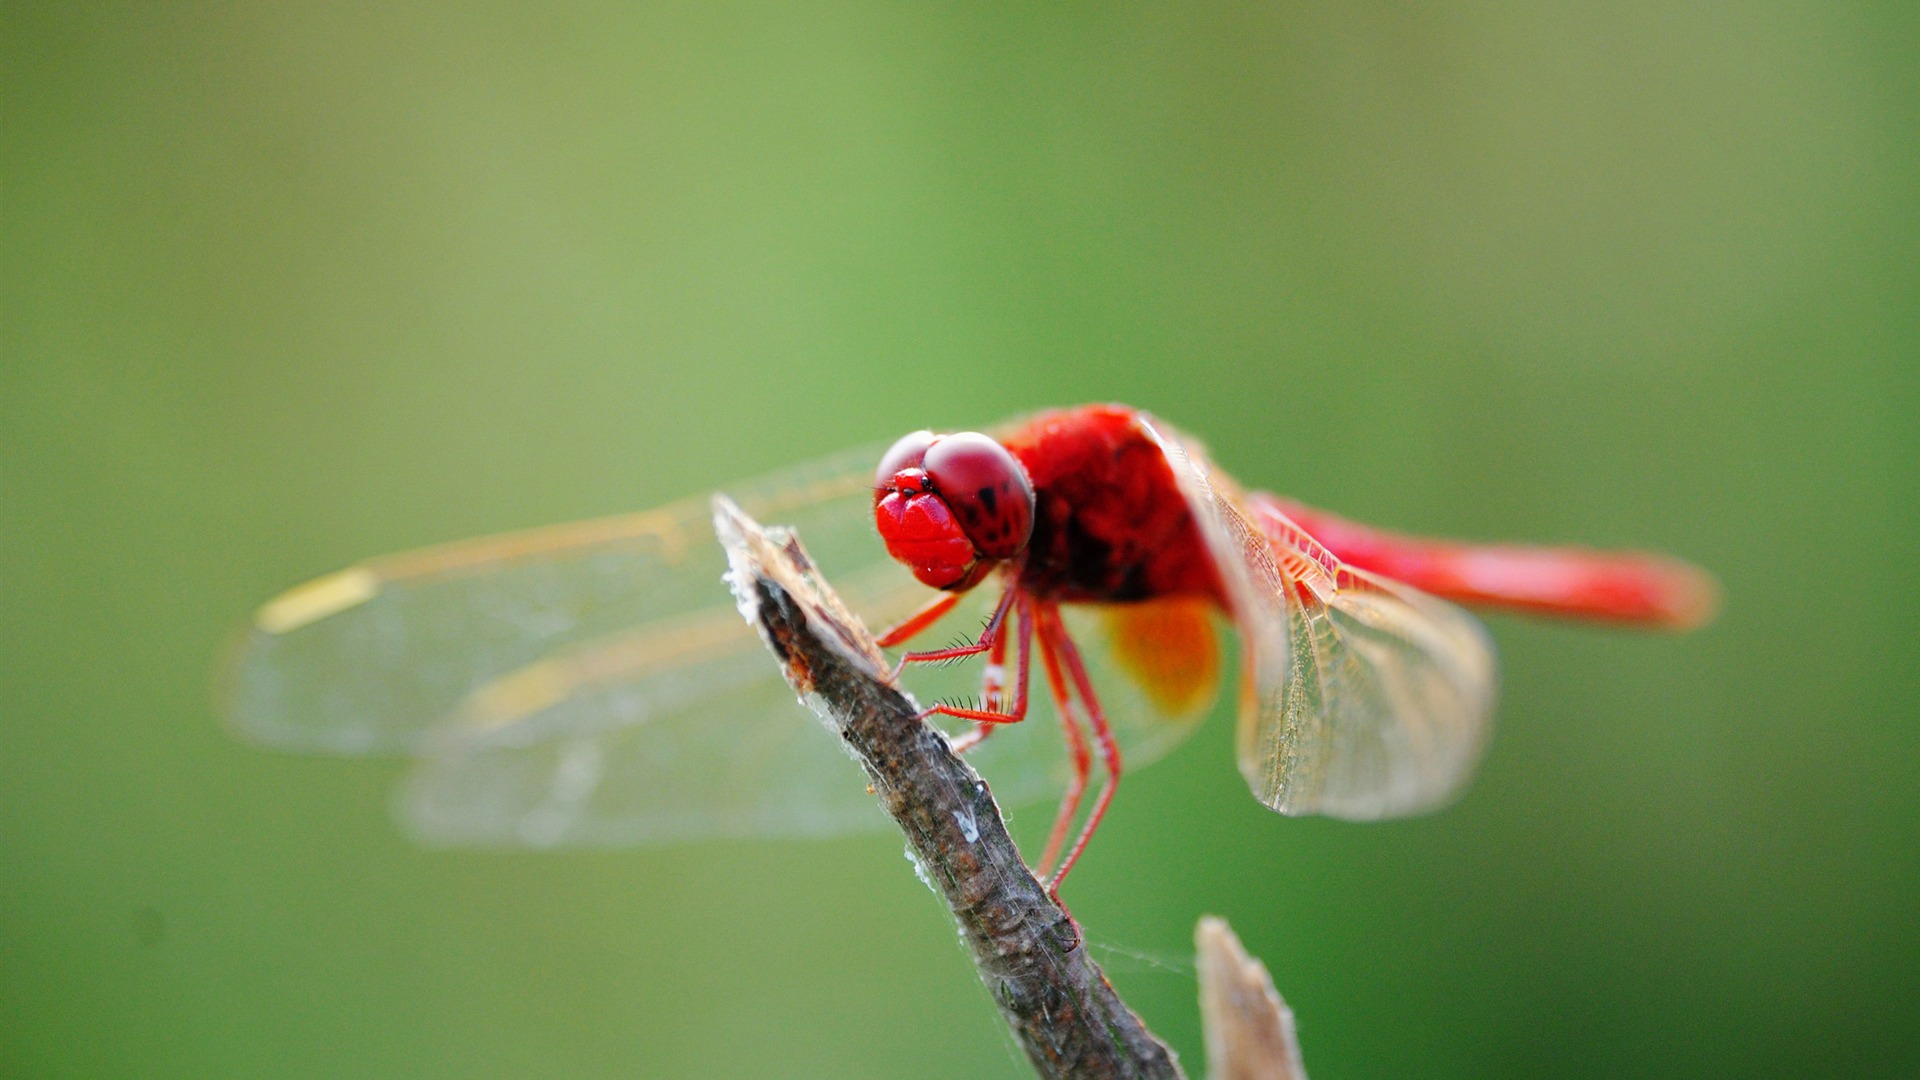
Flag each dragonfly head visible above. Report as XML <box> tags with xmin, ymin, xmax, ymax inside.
<box><xmin>873</xmin><ymin>430</ymin><xmax>1035</xmax><ymax>591</ymax></box>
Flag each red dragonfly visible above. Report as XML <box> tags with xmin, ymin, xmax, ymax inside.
<box><xmin>227</xmin><ymin>404</ymin><xmax>1715</xmax><ymax>890</ymax></box>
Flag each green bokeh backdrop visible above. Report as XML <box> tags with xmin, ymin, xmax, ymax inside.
<box><xmin>5</xmin><ymin>4</ymin><xmax>1916</xmax><ymax>1077</ymax></box>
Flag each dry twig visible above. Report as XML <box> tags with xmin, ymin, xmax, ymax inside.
<box><xmin>1195</xmin><ymin>916</ymin><xmax>1308</xmax><ymax>1080</ymax></box>
<box><xmin>715</xmin><ymin>496</ymin><xmax>1182</xmax><ymax>1080</ymax></box>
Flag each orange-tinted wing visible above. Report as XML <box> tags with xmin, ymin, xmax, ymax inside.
<box><xmin>223</xmin><ymin>448</ymin><xmax>884</xmax><ymax>757</ymax></box>
<box><xmin>1141</xmin><ymin>417</ymin><xmax>1499</xmax><ymax>820</ymax></box>
<box><xmin>225</xmin><ymin>445</ymin><xmax>1210</xmax><ymax>846</ymax></box>
<box><xmin>390</xmin><ymin>573</ymin><xmax>1216</xmax><ymax>848</ymax></box>
<box><xmin>223</xmin><ymin>447</ymin><xmax>911</xmax><ymax>844</ymax></box>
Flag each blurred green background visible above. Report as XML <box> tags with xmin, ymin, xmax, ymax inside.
<box><xmin>5</xmin><ymin>3</ymin><xmax>1916</xmax><ymax>1077</ymax></box>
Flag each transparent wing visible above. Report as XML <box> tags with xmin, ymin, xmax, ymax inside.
<box><xmin>395</xmin><ymin>564</ymin><xmax>919</xmax><ymax>846</ymax></box>
<box><xmin>228</xmin><ymin>445</ymin><xmax>1216</xmax><ymax>846</ymax></box>
<box><xmin>397</xmin><ymin>573</ymin><xmax>1220</xmax><ymax>847</ymax></box>
<box><xmin>1142</xmin><ymin>418</ymin><xmax>1498</xmax><ymax>820</ymax></box>
<box><xmin>223</xmin><ymin>447</ymin><xmax>887</xmax><ymax>755</ymax></box>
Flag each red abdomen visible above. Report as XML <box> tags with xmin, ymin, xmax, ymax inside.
<box><xmin>998</xmin><ymin>405</ymin><xmax>1225</xmax><ymax>605</ymax></box>
<box><xmin>996</xmin><ymin>404</ymin><xmax>1716</xmax><ymax>630</ymax></box>
<box><xmin>1257</xmin><ymin>496</ymin><xmax>1719</xmax><ymax>629</ymax></box>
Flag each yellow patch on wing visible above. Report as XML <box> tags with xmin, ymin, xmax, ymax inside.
<box><xmin>1102</xmin><ymin>597</ymin><xmax>1221</xmax><ymax>718</ymax></box>
<box><xmin>462</xmin><ymin>659</ymin><xmax>575</xmax><ymax>730</ymax></box>
<box><xmin>454</xmin><ymin>606</ymin><xmax>757</xmax><ymax>737</ymax></box>
<box><xmin>255</xmin><ymin>567</ymin><xmax>380</xmax><ymax>634</ymax></box>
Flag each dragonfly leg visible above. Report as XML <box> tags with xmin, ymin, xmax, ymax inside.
<box><xmin>948</xmin><ymin>617</ymin><xmax>1013</xmax><ymax>755</ymax></box>
<box><xmin>919</xmin><ymin>594</ymin><xmax>1031</xmax><ymax>729</ymax></box>
<box><xmin>1037</xmin><ymin>605</ymin><xmax>1122</xmax><ymax>901</ymax></box>
<box><xmin>890</xmin><ymin>585</ymin><xmax>1018</xmax><ymax>681</ymax></box>
<box><xmin>945</xmin><ymin>726</ymin><xmax>990</xmax><ymax>755</ymax></box>
<box><xmin>875</xmin><ymin>590</ymin><xmax>964</xmax><ymax>648</ymax></box>
<box><xmin>1032</xmin><ymin>604</ymin><xmax>1092</xmax><ymax>880</ymax></box>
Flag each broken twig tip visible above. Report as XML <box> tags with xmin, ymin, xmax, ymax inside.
<box><xmin>1196</xmin><ymin>917</ymin><xmax>1307</xmax><ymax>1080</ymax></box>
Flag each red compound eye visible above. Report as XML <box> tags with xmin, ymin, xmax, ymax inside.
<box><xmin>875</xmin><ymin>429</ymin><xmax>975</xmax><ymax>589</ymax></box>
<box><xmin>921</xmin><ymin>432</ymin><xmax>1034</xmax><ymax>560</ymax></box>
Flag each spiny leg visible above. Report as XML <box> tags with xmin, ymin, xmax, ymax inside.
<box><xmin>948</xmin><ymin>611</ymin><xmax>1014</xmax><ymax>754</ymax></box>
<box><xmin>922</xmin><ymin>593</ymin><xmax>1032</xmax><ymax>730</ymax></box>
<box><xmin>890</xmin><ymin>586</ymin><xmax>1018</xmax><ymax>681</ymax></box>
<box><xmin>1032</xmin><ymin>606</ymin><xmax>1092</xmax><ymax>880</ymax></box>
<box><xmin>1038</xmin><ymin>605</ymin><xmax>1122</xmax><ymax>897</ymax></box>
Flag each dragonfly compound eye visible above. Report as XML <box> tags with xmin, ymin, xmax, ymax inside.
<box><xmin>875</xmin><ymin>429</ymin><xmax>978</xmax><ymax>589</ymax></box>
<box><xmin>921</xmin><ymin>432</ymin><xmax>1035</xmax><ymax>561</ymax></box>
